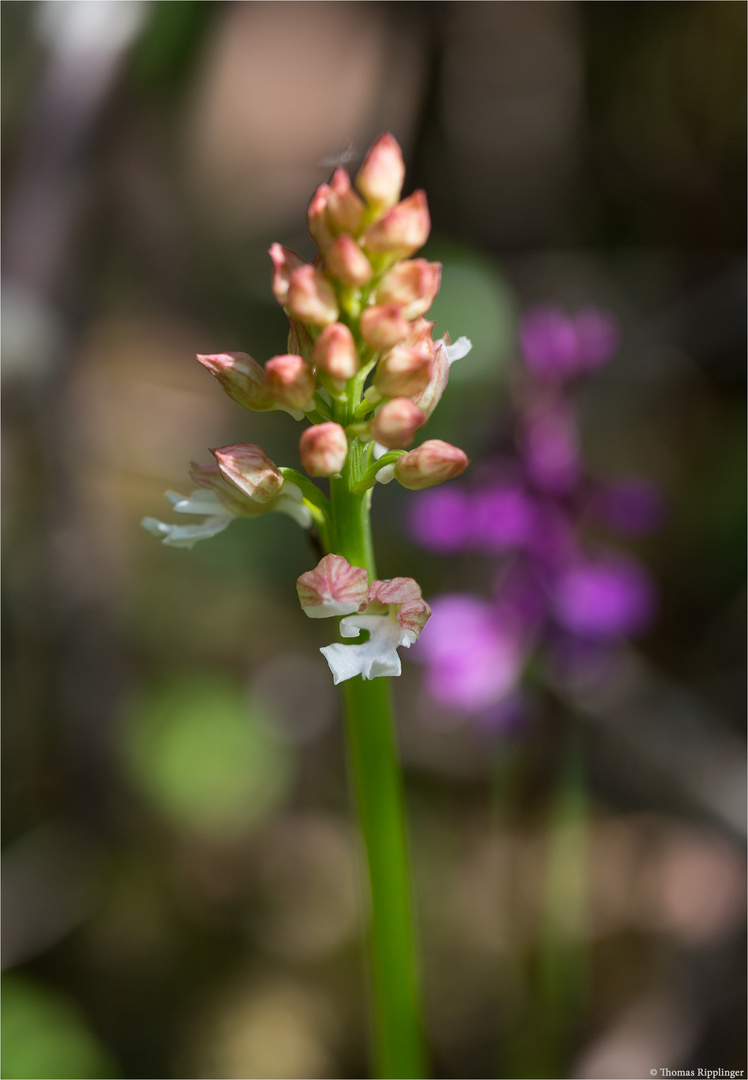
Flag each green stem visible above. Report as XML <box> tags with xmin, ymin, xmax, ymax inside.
<box><xmin>330</xmin><ymin>426</ymin><xmax>427</xmax><ymax>1079</ymax></box>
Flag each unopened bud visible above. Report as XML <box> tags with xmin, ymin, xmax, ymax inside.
<box><xmin>297</xmin><ymin>553</ymin><xmax>369</xmax><ymax>618</ymax></box>
<box><xmin>355</xmin><ymin>134</ymin><xmax>405</xmax><ymax>209</ymax></box>
<box><xmin>363</xmin><ymin>190</ymin><xmax>430</xmax><ymax>258</ymax></box>
<box><xmin>187</xmin><ymin>461</ymin><xmax>261</xmax><ymax>516</ymax></box>
<box><xmin>373</xmin><ymin>345</ymin><xmax>432</xmax><ymax>398</ymax></box>
<box><xmin>286</xmin><ymin>265</ymin><xmax>339</xmax><ymax>325</ymax></box>
<box><xmin>377</xmin><ymin>259</ymin><xmax>441</xmax><ymax>319</ymax></box>
<box><xmin>299</xmin><ymin>421</ymin><xmax>348</xmax><ymax>476</ymax></box>
<box><xmin>313</xmin><ymin>323</ymin><xmax>359</xmax><ymax>382</ymax></box>
<box><xmin>369</xmin><ymin>397</ymin><xmax>427</xmax><ymax>449</ymax></box>
<box><xmin>265</xmin><ymin>354</ymin><xmax>316</xmax><ymax>410</ymax></box>
<box><xmin>307</xmin><ymin>184</ymin><xmax>333</xmax><ymax>248</ymax></box>
<box><xmin>196</xmin><ymin>352</ymin><xmax>273</xmax><ymax>411</ymax></box>
<box><xmin>325</xmin><ymin>234</ymin><xmax>373</xmax><ymax>286</ymax></box>
<box><xmin>269</xmin><ymin>243</ymin><xmax>307</xmax><ymax>306</ymax></box>
<box><xmin>360</xmin><ymin>305</ymin><xmax>410</xmax><ymax>350</ymax></box>
<box><xmin>411</xmin><ymin>340</ymin><xmax>449</xmax><ymax>418</ymax></box>
<box><xmin>394</xmin><ymin>439</ymin><xmax>469</xmax><ymax>489</ymax></box>
<box><xmin>326</xmin><ymin>169</ymin><xmax>365</xmax><ymax>236</ymax></box>
<box><xmin>211</xmin><ymin>443</ymin><xmax>284</xmax><ymax>504</ymax></box>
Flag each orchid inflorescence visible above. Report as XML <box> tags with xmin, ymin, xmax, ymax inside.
<box><xmin>143</xmin><ymin>133</ymin><xmax>471</xmax><ymax>684</ymax></box>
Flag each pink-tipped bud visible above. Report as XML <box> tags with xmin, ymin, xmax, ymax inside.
<box><xmin>324</xmin><ymin>234</ymin><xmax>373</xmax><ymax>287</ymax></box>
<box><xmin>196</xmin><ymin>352</ymin><xmax>273</xmax><ymax>412</ymax></box>
<box><xmin>404</xmin><ymin>317</ymin><xmax>437</xmax><ymax>352</ymax></box>
<box><xmin>265</xmin><ymin>354</ymin><xmax>316</xmax><ymax>410</ymax></box>
<box><xmin>377</xmin><ymin>259</ymin><xmax>442</xmax><ymax>319</ymax></box>
<box><xmin>363</xmin><ymin>190</ymin><xmax>430</xmax><ymax>258</ymax></box>
<box><xmin>326</xmin><ymin>169</ymin><xmax>365</xmax><ymax>236</ymax></box>
<box><xmin>369</xmin><ymin>397</ymin><xmax>427</xmax><ymax>449</ymax></box>
<box><xmin>373</xmin><ymin>345</ymin><xmax>432</xmax><ymax>398</ymax></box>
<box><xmin>307</xmin><ymin>184</ymin><xmax>333</xmax><ymax>248</ymax></box>
<box><xmin>360</xmin><ymin>305</ymin><xmax>411</xmax><ymax>350</ymax></box>
<box><xmin>393</xmin><ymin>439</ymin><xmax>469</xmax><ymax>489</ymax></box>
<box><xmin>299</xmin><ymin>421</ymin><xmax>348</xmax><ymax>477</ymax></box>
<box><xmin>286</xmin><ymin>265</ymin><xmax>339</xmax><ymax>326</ymax></box>
<box><xmin>211</xmin><ymin>443</ymin><xmax>284</xmax><ymax>504</ymax></box>
<box><xmin>411</xmin><ymin>339</ymin><xmax>449</xmax><ymax>418</ymax></box>
<box><xmin>297</xmin><ymin>553</ymin><xmax>369</xmax><ymax>618</ymax></box>
<box><xmin>269</xmin><ymin>243</ymin><xmax>307</xmax><ymax>306</ymax></box>
<box><xmin>368</xmin><ymin>576</ymin><xmax>431</xmax><ymax>639</ymax></box>
<box><xmin>355</xmin><ymin>134</ymin><xmax>406</xmax><ymax>209</ymax></box>
<box><xmin>313</xmin><ymin>323</ymin><xmax>359</xmax><ymax>382</ymax></box>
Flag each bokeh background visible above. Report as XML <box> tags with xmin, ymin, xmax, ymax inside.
<box><xmin>2</xmin><ymin>2</ymin><xmax>745</xmax><ymax>1078</ymax></box>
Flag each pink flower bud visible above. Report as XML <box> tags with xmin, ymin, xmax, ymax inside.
<box><xmin>299</xmin><ymin>421</ymin><xmax>348</xmax><ymax>477</ymax></box>
<box><xmin>369</xmin><ymin>397</ymin><xmax>427</xmax><ymax>449</ymax></box>
<box><xmin>360</xmin><ymin>305</ymin><xmax>411</xmax><ymax>350</ymax></box>
<box><xmin>326</xmin><ymin>169</ymin><xmax>365</xmax><ymax>236</ymax></box>
<box><xmin>307</xmin><ymin>184</ymin><xmax>333</xmax><ymax>248</ymax></box>
<box><xmin>373</xmin><ymin>345</ymin><xmax>432</xmax><ymax>398</ymax></box>
<box><xmin>211</xmin><ymin>443</ymin><xmax>284</xmax><ymax>504</ymax></box>
<box><xmin>313</xmin><ymin>323</ymin><xmax>359</xmax><ymax>381</ymax></box>
<box><xmin>411</xmin><ymin>338</ymin><xmax>448</xmax><ymax>418</ymax></box>
<box><xmin>286</xmin><ymin>265</ymin><xmax>339</xmax><ymax>326</ymax></box>
<box><xmin>265</xmin><ymin>354</ymin><xmax>316</xmax><ymax>410</ymax></box>
<box><xmin>196</xmin><ymin>352</ymin><xmax>273</xmax><ymax>412</ymax></box>
<box><xmin>297</xmin><ymin>553</ymin><xmax>369</xmax><ymax>618</ymax></box>
<box><xmin>404</xmin><ymin>317</ymin><xmax>437</xmax><ymax>352</ymax></box>
<box><xmin>324</xmin><ymin>234</ymin><xmax>373</xmax><ymax>287</ymax></box>
<box><xmin>355</xmin><ymin>134</ymin><xmax>406</xmax><ymax>209</ymax></box>
<box><xmin>393</xmin><ymin>439</ymin><xmax>469</xmax><ymax>489</ymax></box>
<box><xmin>269</xmin><ymin>243</ymin><xmax>307</xmax><ymax>306</ymax></box>
<box><xmin>363</xmin><ymin>191</ymin><xmax>430</xmax><ymax>258</ymax></box>
<box><xmin>377</xmin><ymin>259</ymin><xmax>442</xmax><ymax>319</ymax></box>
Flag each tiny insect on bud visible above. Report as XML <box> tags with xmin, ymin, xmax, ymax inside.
<box><xmin>324</xmin><ymin>234</ymin><xmax>373</xmax><ymax>287</ymax></box>
<box><xmin>355</xmin><ymin>133</ymin><xmax>406</xmax><ymax>209</ymax></box>
<box><xmin>196</xmin><ymin>352</ymin><xmax>274</xmax><ymax>412</ymax></box>
<box><xmin>393</xmin><ymin>439</ymin><xmax>469</xmax><ymax>489</ymax></box>
<box><xmin>376</xmin><ymin>259</ymin><xmax>442</xmax><ymax>320</ymax></box>
<box><xmin>211</xmin><ymin>443</ymin><xmax>285</xmax><ymax>504</ymax></box>
<box><xmin>299</xmin><ymin>421</ymin><xmax>349</xmax><ymax>477</ymax></box>
<box><xmin>363</xmin><ymin>191</ymin><xmax>430</xmax><ymax>258</ymax></box>
<box><xmin>265</xmin><ymin>354</ymin><xmax>316</xmax><ymax>410</ymax></box>
<box><xmin>360</xmin><ymin>305</ymin><xmax>411</xmax><ymax>351</ymax></box>
<box><xmin>286</xmin><ymin>265</ymin><xmax>339</xmax><ymax>326</ymax></box>
<box><xmin>369</xmin><ymin>397</ymin><xmax>427</xmax><ymax>449</ymax></box>
<box><xmin>313</xmin><ymin>323</ymin><xmax>359</xmax><ymax>382</ymax></box>
<box><xmin>373</xmin><ymin>346</ymin><xmax>432</xmax><ymax>399</ymax></box>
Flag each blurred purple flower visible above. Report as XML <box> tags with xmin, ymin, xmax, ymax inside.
<box><xmin>521</xmin><ymin>396</ymin><xmax>580</xmax><ymax>495</ymax></box>
<box><xmin>407</xmin><ymin>487</ymin><xmax>473</xmax><ymax>553</ymax></box>
<box><xmin>519</xmin><ymin>305</ymin><xmax>620</xmax><ymax>381</ymax></box>
<box><xmin>472</xmin><ymin>483</ymin><xmax>537</xmax><ymax>551</ymax></box>
<box><xmin>592</xmin><ymin>478</ymin><xmax>664</xmax><ymax>535</ymax></box>
<box><xmin>550</xmin><ymin>555</ymin><xmax>656</xmax><ymax>639</ymax></box>
<box><xmin>416</xmin><ymin>594</ymin><xmax>527</xmax><ymax>711</ymax></box>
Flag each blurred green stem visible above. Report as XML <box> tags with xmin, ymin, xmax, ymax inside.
<box><xmin>329</xmin><ymin>421</ymin><xmax>426</xmax><ymax>1079</ymax></box>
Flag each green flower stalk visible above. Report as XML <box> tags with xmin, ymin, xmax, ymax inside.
<box><xmin>142</xmin><ymin>133</ymin><xmax>472</xmax><ymax>1078</ymax></box>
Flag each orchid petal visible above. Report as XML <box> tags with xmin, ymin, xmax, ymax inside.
<box><xmin>141</xmin><ymin>515</ymin><xmax>232</xmax><ymax>548</ymax></box>
<box><xmin>320</xmin><ymin>613</ymin><xmax>413</xmax><ymax>684</ymax></box>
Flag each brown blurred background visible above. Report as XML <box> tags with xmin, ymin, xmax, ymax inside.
<box><xmin>2</xmin><ymin>3</ymin><xmax>745</xmax><ymax>1078</ymax></box>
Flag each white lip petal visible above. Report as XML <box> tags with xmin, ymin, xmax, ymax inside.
<box><xmin>320</xmin><ymin>614</ymin><xmax>413</xmax><ymax>683</ymax></box>
<box><xmin>443</xmin><ymin>336</ymin><xmax>472</xmax><ymax>365</ymax></box>
<box><xmin>375</xmin><ymin>464</ymin><xmax>396</xmax><ymax>485</ymax></box>
<box><xmin>141</xmin><ymin>515</ymin><xmax>232</xmax><ymax>548</ymax></box>
<box><xmin>166</xmin><ymin>489</ymin><xmax>234</xmax><ymax>516</ymax></box>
